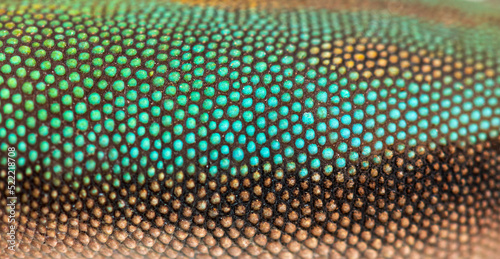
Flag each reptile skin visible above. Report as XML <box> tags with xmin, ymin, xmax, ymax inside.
<box><xmin>0</xmin><ymin>0</ymin><xmax>500</xmax><ymax>258</ymax></box>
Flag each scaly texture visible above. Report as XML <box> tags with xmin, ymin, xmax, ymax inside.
<box><xmin>0</xmin><ymin>0</ymin><xmax>499</xmax><ymax>258</ymax></box>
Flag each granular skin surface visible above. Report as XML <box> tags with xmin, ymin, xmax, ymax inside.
<box><xmin>0</xmin><ymin>0</ymin><xmax>499</xmax><ymax>258</ymax></box>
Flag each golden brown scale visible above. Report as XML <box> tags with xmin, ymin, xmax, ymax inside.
<box><xmin>1</xmin><ymin>141</ymin><xmax>499</xmax><ymax>258</ymax></box>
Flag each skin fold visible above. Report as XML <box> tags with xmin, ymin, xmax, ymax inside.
<box><xmin>0</xmin><ymin>0</ymin><xmax>499</xmax><ymax>258</ymax></box>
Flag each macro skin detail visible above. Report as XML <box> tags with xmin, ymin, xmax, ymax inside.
<box><xmin>0</xmin><ymin>0</ymin><xmax>500</xmax><ymax>258</ymax></box>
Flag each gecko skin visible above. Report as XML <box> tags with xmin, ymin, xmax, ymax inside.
<box><xmin>0</xmin><ymin>0</ymin><xmax>500</xmax><ymax>258</ymax></box>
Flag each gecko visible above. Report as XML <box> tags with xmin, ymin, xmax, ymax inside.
<box><xmin>0</xmin><ymin>0</ymin><xmax>499</xmax><ymax>258</ymax></box>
